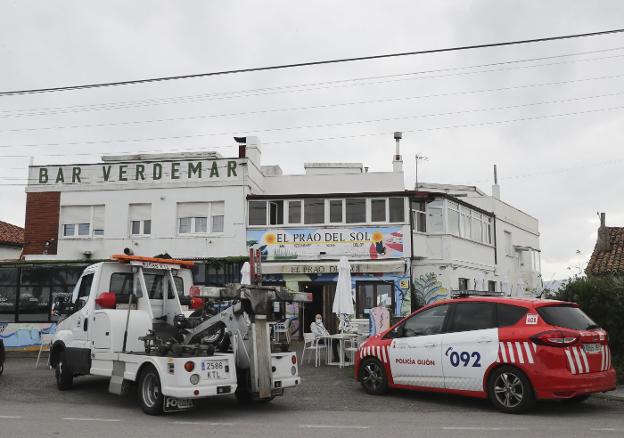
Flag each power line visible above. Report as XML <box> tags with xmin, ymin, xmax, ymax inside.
<box><xmin>4</xmin><ymin>47</ymin><xmax>624</xmax><ymax>119</ymax></box>
<box><xmin>1</xmin><ymin>102</ymin><xmax>623</xmax><ymax>160</ymax></box>
<box><xmin>3</xmin><ymin>71</ymin><xmax>624</xmax><ymax>134</ymax></box>
<box><xmin>2</xmin><ymin>90</ymin><xmax>622</xmax><ymax>150</ymax></box>
<box><xmin>2</xmin><ymin>28</ymin><xmax>624</xmax><ymax>97</ymax></box>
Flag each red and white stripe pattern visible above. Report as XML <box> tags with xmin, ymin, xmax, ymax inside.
<box><xmin>563</xmin><ymin>346</ymin><xmax>591</xmax><ymax>374</ymax></box>
<box><xmin>359</xmin><ymin>344</ymin><xmax>390</xmax><ymax>364</ymax></box>
<box><xmin>497</xmin><ymin>341</ymin><xmax>537</xmax><ymax>364</ymax></box>
<box><xmin>600</xmin><ymin>345</ymin><xmax>611</xmax><ymax>372</ymax></box>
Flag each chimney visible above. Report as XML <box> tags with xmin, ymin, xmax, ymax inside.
<box><xmin>234</xmin><ymin>136</ymin><xmax>261</xmax><ymax>165</ymax></box>
<box><xmin>596</xmin><ymin>212</ymin><xmax>611</xmax><ymax>252</ymax></box>
<box><xmin>492</xmin><ymin>164</ymin><xmax>501</xmax><ymax>200</ymax></box>
<box><xmin>393</xmin><ymin>131</ymin><xmax>403</xmax><ymax>172</ymax></box>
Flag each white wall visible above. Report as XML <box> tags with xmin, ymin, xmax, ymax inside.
<box><xmin>0</xmin><ymin>246</ymin><xmax>21</xmax><ymax>260</ymax></box>
<box><xmin>54</xmin><ymin>185</ymin><xmax>249</xmax><ymax>260</ymax></box>
<box><xmin>259</xmin><ymin>171</ymin><xmax>405</xmax><ymax>195</ymax></box>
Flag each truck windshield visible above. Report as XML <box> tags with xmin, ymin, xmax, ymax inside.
<box><xmin>537</xmin><ymin>305</ymin><xmax>598</xmax><ymax>330</ymax></box>
<box><xmin>110</xmin><ymin>273</ymin><xmax>184</xmax><ymax>301</ymax></box>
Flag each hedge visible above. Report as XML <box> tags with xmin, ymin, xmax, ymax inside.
<box><xmin>555</xmin><ymin>275</ymin><xmax>624</xmax><ymax>383</ymax></box>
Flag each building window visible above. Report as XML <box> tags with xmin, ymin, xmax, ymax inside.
<box><xmin>129</xmin><ymin>204</ymin><xmax>152</xmax><ymax>236</ymax></box>
<box><xmin>61</xmin><ymin>205</ymin><xmax>104</xmax><ymax>238</ymax></box>
<box><xmin>178</xmin><ymin>202</ymin><xmax>223</xmax><ymax>234</ymax></box>
<box><xmin>485</xmin><ymin>217</ymin><xmax>493</xmax><ymax>245</ymax></box>
<box><xmin>471</xmin><ymin>211</ymin><xmax>483</xmax><ymax>242</ymax></box>
<box><xmin>304</xmin><ymin>198</ymin><xmax>325</xmax><ymax>224</ymax></box>
<box><xmin>269</xmin><ymin>200</ymin><xmax>284</xmax><ymax>225</ymax></box>
<box><xmin>249</xmin><ymin>200</ymin><xmax>267</xmax><ymax>226</ymax></box>
<box><xmin>427</xmin><ymin>199</ymin><xmax>444</xmax><ymax>233</ymax></box>
<box><xmin>370</xmin><ymin>198</ymin><xmax>387</xmax><ymax>222</ymax></box>
<box><xmin>211</xmin><ymin>202</ymin><xmax>225</xmax><ymax>233</ymax></box>
<box><xmin>329</xmin><ymin>199</ymin><xmax>343</xmax><ymax>223</ymax></box>
<box><xmin>356</xmin><ymin>282</ymin><xmax>393</xmax><ymax>319</ymax></box>
<box><xmin>488</xmin><ymin>280</ymin><xmax>497</xmax><ymax>292</ymax></box>
<box><xmin>389</xmin><ymin>197</ymin><xmax>404</xmax><ymax>222</ymax></box>
<box><xmin>345</xmin><ymin>198</ymin><xmax>366</xmax><ymax>223</ymax></box>
<box><xmin>411</xmin><ymin>200</ymin><xmax>426</xmax><ymax>232</ymax></box>
<box><xmin>458</xmin><ymin>278</ymin><xmax>469</xmax><ymax>291</ymax></box>
<box><xmin>287</xmin><ymin>200</ymin><xmax>301</xmax><ymax>224</ymax></box>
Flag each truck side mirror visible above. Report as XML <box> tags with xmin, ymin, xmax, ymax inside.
<box><xmin>95</xmin><ymin>292</ymin><xmax>117</xmax><ymax>309</ymax></box>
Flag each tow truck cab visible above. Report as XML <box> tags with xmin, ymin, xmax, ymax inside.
<box><xmin>50</xmin><ymin>256</ymin><xmax>238</xmax><ymax>414</ymax></box>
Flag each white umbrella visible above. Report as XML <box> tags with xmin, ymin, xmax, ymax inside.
<box><xmin>332</xmin><ymin>256</ymin><xmax>355</xmax><ymax>332</ymax></box>
<box><xmin>240</xmin><ymin>262</ymin><xmax>251</xmax><ymax>285</ymax></box>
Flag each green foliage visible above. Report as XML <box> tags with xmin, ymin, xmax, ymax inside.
<box><xmin>557</xmin><ymin>275</ymin><xmax>624</xmax><ymax>382</ymax></box>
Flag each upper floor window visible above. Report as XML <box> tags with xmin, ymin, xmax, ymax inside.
<box><xmin>129</xmin><ymin>203</ymin><xmax>152</xmax><ymax>236</ymax></box>
<box><xmin>247</xmin><ymin>196</ymin><xmax>407</xmax><ymax>227</ymax></box>
<box><xmin>370</xmin><ymin>198</ymin><xmax>386</xmax><ymax>222</ymax></box>
<box><xmin>504</xmin><ymin>231</ymin><xmax>513</xmax><ymax>255</ymax></box>
<box><xmin>329</xmin><ymin>199</ymin><xmax>343</xmax><ymax>223</ymax></box>
<box><xmin>61</xmin><ymin>205</ymin><xmax>104</xmax><ymax>238</ymax></box>
<box><xmin>389</xmin><ymin>197</ymin><xmax>405</xmax><ymax>222</ymax></box>
<box><xmin>178</xmin><ymin>201</ymin><xmax>224</xmax><ymax>235</ymax></box>
<box><xmin>304</xmin><ymin>198</ymin><xmax>324</xmax><ymax>224</ymax></box>
<box><xmin>411</xmin><ymin>200</ymin><xmax>426</xmax><ymax>232</ymax></box>
<box><xmin>345</xmin><ymin>198</ymin><xmax>366</xmax><ymax>223</ymax></box>
<box><xmin>287</xmin><ymin>200</ymin><xmax>302</xmax><ymax>224</ymax></box>
<box><xmin>427</xmin><ymin>199</ymin><xmax>444</xmax><ymax>233</ymax></box>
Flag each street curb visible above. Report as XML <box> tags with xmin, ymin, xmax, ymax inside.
<box><xmin>593</xmin><ymin>392</ymin><xmax>624</xmax><ymax>402</ymax></box>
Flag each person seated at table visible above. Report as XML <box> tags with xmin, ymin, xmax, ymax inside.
<box><xmin>310</xmin><ymin>314</ymin><xmax>330</xmax><ymax>338</ymax></box>
<box><xmin>310</xmin><ymin>314</ymin><xmax>344</xmax><ymax>360</ymax></box>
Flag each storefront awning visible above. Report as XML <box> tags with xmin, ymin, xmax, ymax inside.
<box><xmin>260</xmin><ymin>259</ymin><xmax>407</xmax><ymax>275</ymax></box>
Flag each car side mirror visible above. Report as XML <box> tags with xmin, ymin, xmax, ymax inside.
<box><xmin>386</xmin><ymin>324</ymin><xmax>404</xmax><ymax>339</ymax></box>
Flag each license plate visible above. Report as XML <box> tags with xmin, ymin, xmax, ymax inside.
<box><xmin>163</xmin><ymin>397</ymin><xmax>195</xmax><ymax>412</ymax></box>
<box><xmin>202</xmin><ymin>359</ymin><xmax>229</xmax><ymax>380</ymax></box>
<box><xmin>583</xmin><ymin>343</ymin><xmax>601</xmax><ymax>354</ymax></box>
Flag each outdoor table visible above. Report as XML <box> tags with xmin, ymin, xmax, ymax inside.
<box><xmin>320</xmin><ymin>333</ymin><xmax>359</xmax><ymax>368</ymax></box>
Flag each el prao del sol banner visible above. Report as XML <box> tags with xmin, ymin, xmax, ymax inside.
<box><xmin>246</xmin><ymin>226</ymin><xmax>404</xmax><ymax>260</ymax></box>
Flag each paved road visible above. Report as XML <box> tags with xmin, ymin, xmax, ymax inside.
<box><xmin>1</xmin><ymin>356</ymin><xmax>623</xmax><ymax>437</ymax></box>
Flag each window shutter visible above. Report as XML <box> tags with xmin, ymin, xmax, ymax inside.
<box><xmin>92</xmin><ymin>206</ymin><xmax>105</xmax><ymax>231</ymax></box>
<box><xmin>211</xmin><ymin>201</ymin><xmax>224</xmax><ymax>216</ymax></box>
<box><xmin>129</xmin><ymin>204</ymin><xmax>151</xmax><ymax>221</ymax></box>
<box><xmin>178</xmin><ymin>202</ymin><xmax>208</xmax><ymax>218</ymax></box>
<box><xmin>61</xmin><ymin>206</ymin><xmax>91</xmax><ymax>224</ymax></box>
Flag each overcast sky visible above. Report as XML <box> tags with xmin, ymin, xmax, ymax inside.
<box><xmin>1</xmin><ymin>0</ymin><xmax>623</xmax><ymax>280</ymax></box>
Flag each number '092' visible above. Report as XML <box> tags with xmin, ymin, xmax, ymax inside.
<box><xmin>449</xmin><ymin>351</ymin><xmax>481</xmax><ymax>367</ymax></box>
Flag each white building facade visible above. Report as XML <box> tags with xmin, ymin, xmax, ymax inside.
<box><xmin>15</xmin><ymin>136</ymin><xmax>541</xmax><ymax>338</ymax></box>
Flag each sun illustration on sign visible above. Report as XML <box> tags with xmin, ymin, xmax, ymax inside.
<box><xmin>264</xmin><ymin>233</ymin><xmax>277</xmax><ymax>245</ymax></box>
<box><xmin>371</xmin><ymin>230</ymin><xmax>384</xmax><ymax>243</ymax></box>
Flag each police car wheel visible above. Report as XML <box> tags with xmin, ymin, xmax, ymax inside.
<box><xmin>0</xmin><ymin>361</ymin><xmax>3</xmax><ymax>376</ymax></box>
<box><xmin>359</xmin><ymin>358</ymin><xmax>388</xmax><ymax>395</ymax></box>
<box><xmin>138</xmin><ymin>365</ymin><xmax>164</xmax><ymax>415</ymax></box>
<box><xmin>488</xmin><ymin>366</ymin><xmax>535</xmax><ymax>414</ymax></box>
<box><xmin>55</xmin><ymin>351</ymin><xmax>73</xmax><ymax>390</ymax></box>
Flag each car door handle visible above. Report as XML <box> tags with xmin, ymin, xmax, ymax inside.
<box><xmin>424</xmin><ymin>343</ymin><xmax>437</xmax><ymax>348</ymax></box>
<box><xmin>477</xmin><ymin>338</ymin><xmax>492</xmax><ymax>344</ymax></box>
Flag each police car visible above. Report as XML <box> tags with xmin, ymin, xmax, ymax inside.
<box><xmin>355</xmin><ymin>292</ymin><xmax>616</xmax><ymax>413</ymax></box>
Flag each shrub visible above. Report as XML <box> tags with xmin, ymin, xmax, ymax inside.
<box><xmin>556</xmin><ymin>275</ymin><xmax>624</xmax><ymax>383</ymax></box>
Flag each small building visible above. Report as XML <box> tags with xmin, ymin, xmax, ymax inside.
<box><xmin>586</xmin><ymin>213</ymin><xmax>624</xmax><ymax>276</ymax></box>
<box><xmin>0</xmin><ymin>220</ymin><xmax>23</xmax><ymax>260</ymax></box>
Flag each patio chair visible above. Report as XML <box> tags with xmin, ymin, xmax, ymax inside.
<box><xmin>273</xmin><ymin>319</ymin><xmax>291</xmax><ymax>344</ymax></box>
<box><xmin>301</xmin><ymin>332</ymin><xmax>326</xmax><ymax>367</ymax></box>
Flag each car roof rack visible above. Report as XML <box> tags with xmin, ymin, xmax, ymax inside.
<box><xmin>450</xmin><ymin>290</ymin><xmax>506</xmax><ymax>299</ymax></box>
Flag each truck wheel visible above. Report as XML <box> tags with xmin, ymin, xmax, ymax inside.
<box><xmin>138</xmin><ymin>365</ymin><xmax>164</xmax><ymax>415</ymax></box>
<box><xmin>55</xmin><ymin>351</ymin><xmax>73</xmax><ymax>390</ymax></box>
<box><xmin>359</xmin><ymin>358</ymin><xmax>388</xmax><ymax>395</ymax></box>
<box><xmin>488</xmin><ymin>366</ymin><xmax>535</xmax><ymax>414</ymax></box>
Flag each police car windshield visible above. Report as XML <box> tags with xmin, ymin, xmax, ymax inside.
<box><xmin>537</xmin><ymin>305</ymin><xmax>598</xmax><ymax>331</ymax></box>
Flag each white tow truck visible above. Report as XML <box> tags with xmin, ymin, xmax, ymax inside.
<box><xmin>50</xmin><ymin>253</ymin><xmax>309</xmax><ymax>415</ymax></box>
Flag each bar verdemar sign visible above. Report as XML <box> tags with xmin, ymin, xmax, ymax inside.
<box><xmin>30</xmin><ymin>159</ymin><xmax>239</xmax><ymax>186</ymax></box>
